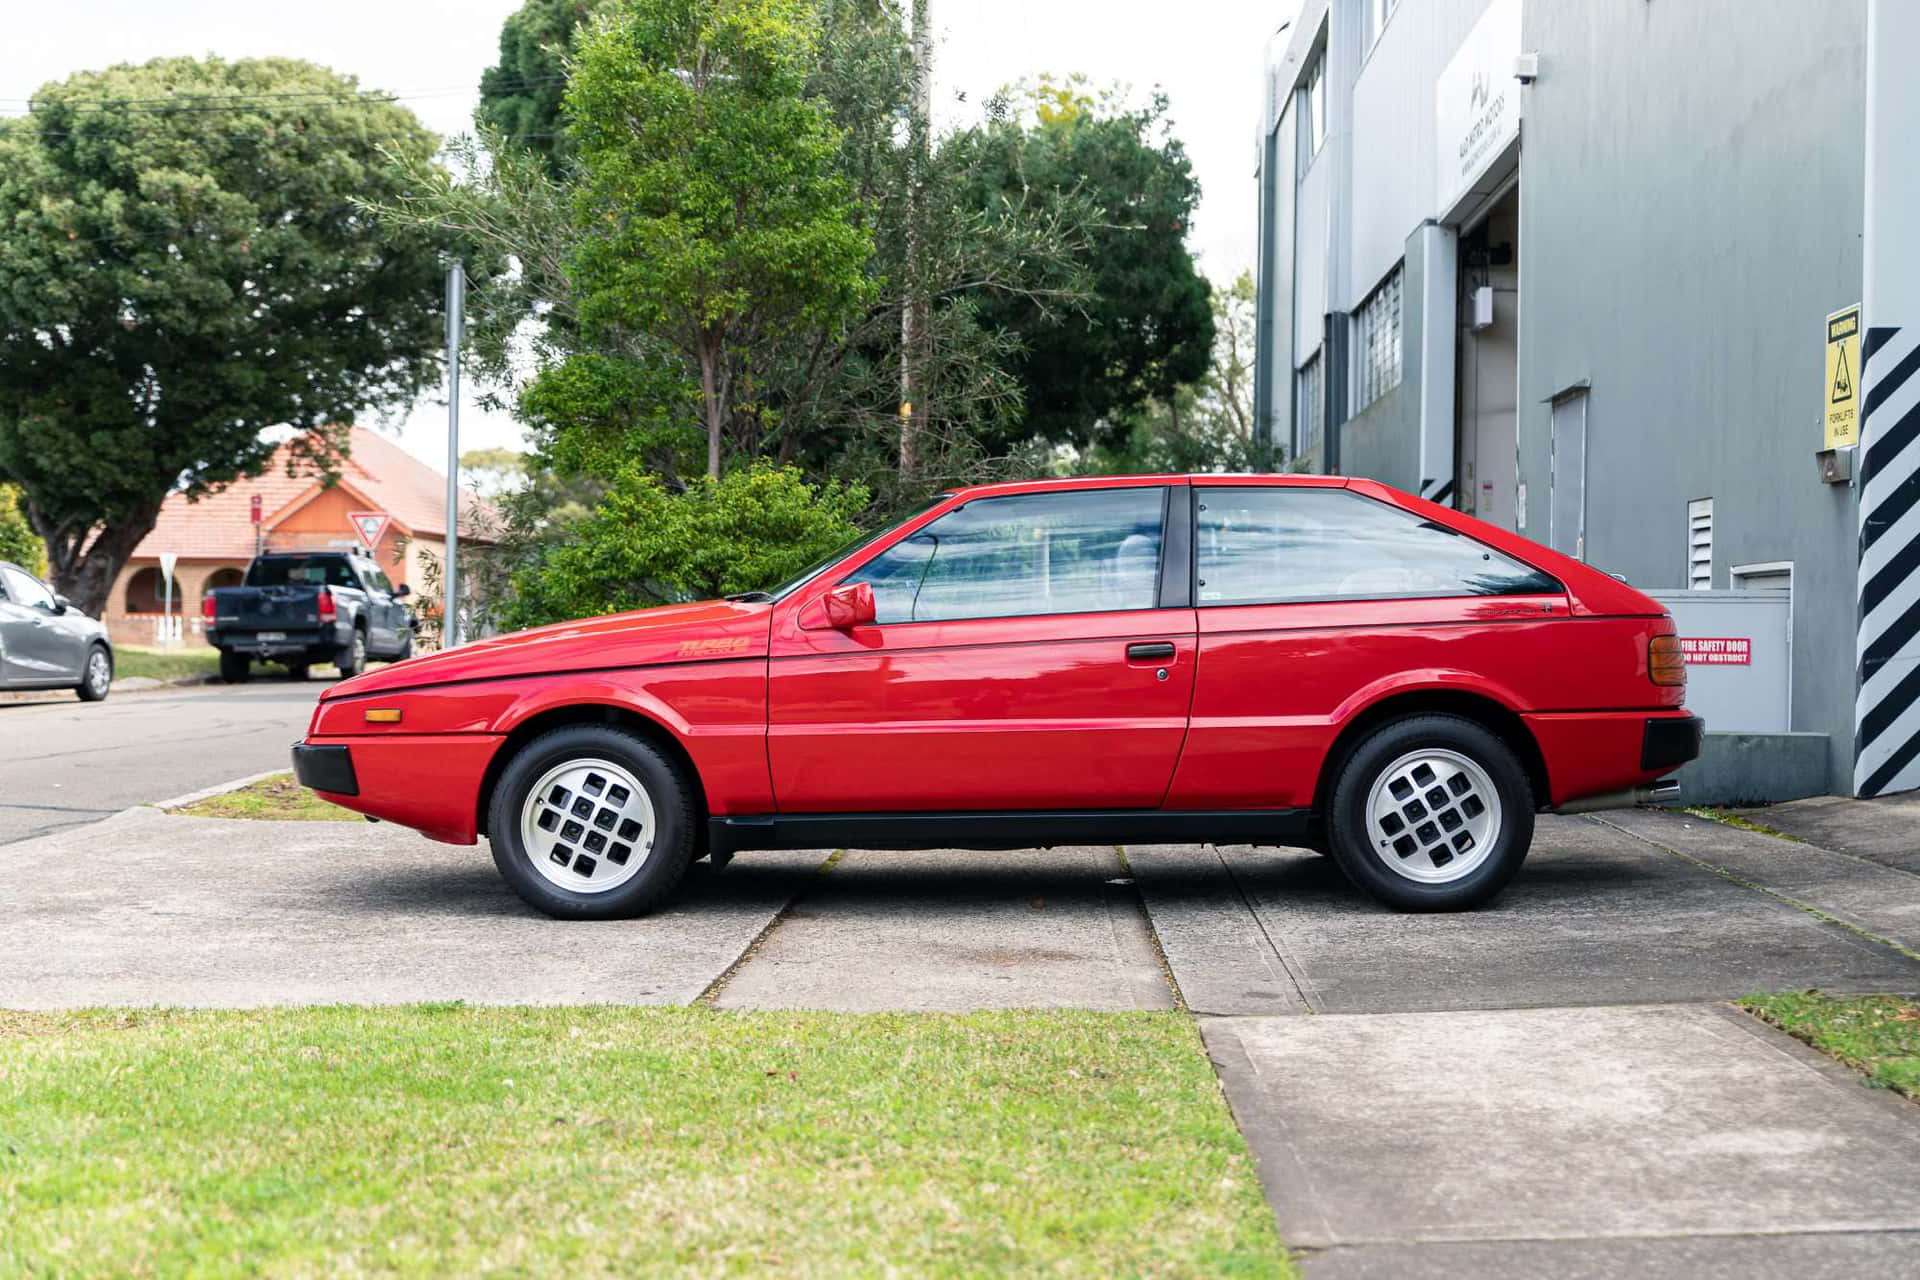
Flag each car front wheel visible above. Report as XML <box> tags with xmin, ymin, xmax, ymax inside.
<box><xmin>486</xmin><ymin>725</ymin><xmax>697</xmax><ymax>920</ymax></box>
<box><xmin>1326</xmin><ymin>714</ymin><xmax>1534</xmax><ymax>912</ymax></box>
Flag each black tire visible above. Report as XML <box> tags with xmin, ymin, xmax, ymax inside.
<box><xmin>219</xmin><ymin>649</ymin><xmax>251</xmax><ymax>684</ymax></box>
<box><xmin>486</xmin><ymin>725</ymin><xmax>698</xmax><ymax>920</ymax></box>
<box><xmin>75</xmin><ymin>644</ymin><xmax>113</xmax><ymax>702</ymax></box>
<box><xmin>1325</xmin><ymin>714</ymin><xmax>1534</xmax><ymax>912</ymax></box>
<box><xmin>392</xmin><ymin>631</ymin><xmax>414</xmax><ymax>661</ymax></box>
<box><xmin>336</xmin><ymin>627</ymin><xmax>367</xmax><ymax>678</ymax></box>
<box><xmin>284</xmin><ymin>663</ymin><xmax>310</xmax><ymax>681</ymax></box>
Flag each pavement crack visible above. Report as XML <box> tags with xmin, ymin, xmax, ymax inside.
<box><xmin>1215</xmin><ymin>845</ymin><xmax>1321</xmax><ymax>1012</ymax></box>
<box><xmin>693</xmin><ymin>848</ymin><xmax>843</xmax><ymax>1007</ymax></box>
<box><xmin>1113</xmin><ymin>846</ymin><xmax>1187</xmax><ymax>1011</ymax></box>
<box><xmin>1590</xmin><ymin>814</ymin><xmax>1920</xmax><ymax>964</ymax></box>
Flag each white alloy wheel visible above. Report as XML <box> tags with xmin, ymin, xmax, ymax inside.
<box><xmin>1364</xmin><ymin>747</ymin><xmax>1502</xmax><ymax>884</ymax></box>
<box><xmin>85</xmin><ymin>649</ymin><xmax>112</xmax><ymax>697</ymax></box>
<box><xmin>518</xmin><ymin>757</ymin><xmax>657</xmax><ymax>894</ymax></box>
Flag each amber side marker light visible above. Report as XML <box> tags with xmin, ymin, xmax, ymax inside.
<box><xmin>1649</xmin><ymin>635</ymin><xmax>1687</xmax><ymax>686</ymax></box>
<box><xmin>364</xmin><ymin>708</ymin><xmax>403</xmax><ymax>724</ymax></box>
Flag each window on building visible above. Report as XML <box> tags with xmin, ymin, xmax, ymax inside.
<box><xmin>1688</xmin><ymin>498</ymin><xmax>1714</xmax><ymax>589</ymax></box>
<box><xmin>844</xmin><ymin>487</ymin><xmax>1167</xmax><ymax>624</ymax></box>
<box><xmin>1355</xmin><ymin>264</ymin><xmax>1404</xmax><ymax>409</ymax></box>
<box><xmin>1295</xmin><ymin>352</ymin><xmax>1325</xmax><ymax>461</ymax></box>
<box><xmin>1194</xmin><ymin>488</ymin><xmax>1560</xmax><ymax>606</ymax></box>
<box><xmin>1306</xmin><ymin>50</ymin><xmax>1326</xmax><ymax>156</ymax></box>
<box><xmin>1363</xmin><ymin>0</ymin><xmax>1401</xmax><ymax>52</ymax></box>
<box><xmin>123</xmin><ymin>566</ymin><xmax>184</xmax><ymax>614</ymax></box>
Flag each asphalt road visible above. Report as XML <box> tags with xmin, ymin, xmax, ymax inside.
<box><xmin>0</xmin><ymin>678</ymin><xmax>324</xmax><ymax>845</ymax></box>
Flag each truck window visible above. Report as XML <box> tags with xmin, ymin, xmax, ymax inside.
<box><xmin>246</xmin><ymin>556</ymin><xmax>359</xmax><ymax>589</ymax></box>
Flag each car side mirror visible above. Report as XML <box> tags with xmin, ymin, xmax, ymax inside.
<box><xmin>823</xmin><ymin>581</ymin><xmax>876</xmax><ymax>630</ymax></box>
<box><xmin>51</xmin><ymin>595</ymin><xmax>70</xmax><ymax>615</ymax></box>
<box><xmin>392</xmin><ymin>583</ymin><xmax>411</xmax><ymax>599</ymax></box>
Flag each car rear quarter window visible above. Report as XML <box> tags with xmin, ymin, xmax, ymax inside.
<box><xmin>1195</xmin><ymin>488</ymin><xmax>1559</xmax><ymax>605</ymax></box>
<box><xmin>849</xmin><ymin>487</ymin><xmax>1166</xmax><ymax>623</ymax></box>
<box><xmin>246</xmin><ymin>556</ymin><xmax>359</xmax><ymax>589</ymax></box>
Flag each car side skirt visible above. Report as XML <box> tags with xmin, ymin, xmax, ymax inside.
<box><xmin>709</xmin><ymin>808</ymin><xmax>1315</xmax><ymax>854</ymax></box>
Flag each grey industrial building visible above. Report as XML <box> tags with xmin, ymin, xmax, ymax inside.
<box><xmin>1253</xmin><ymin>0</ymin><xmax>1920</xmax><ymax>801</ymax></box>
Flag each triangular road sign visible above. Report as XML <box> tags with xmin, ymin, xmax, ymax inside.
<box><xmin>347</xmin><ymin>510</ymin><xmax>391</xmax><ymax>553</ymax></box>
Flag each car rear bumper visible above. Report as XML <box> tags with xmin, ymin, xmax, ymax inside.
<box><xmin>1522</xmin><ymin>709</ymin><xmax>1704</xmax><ymax>808</ymax></box>
<box><xmin>213</xmin><ymin>626</ymin><xmax>347</xmax><ymax>657</ymax></box>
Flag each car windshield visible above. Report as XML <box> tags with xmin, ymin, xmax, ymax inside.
<box><xmin>765</xmin><ymin>498</ymin><xmax>946</xmax><ymax>602</ymax></box>
<box><xmin>246</xmin><ymin>556</ymin><xmax>359</xmax><ymax>588</ymax></box>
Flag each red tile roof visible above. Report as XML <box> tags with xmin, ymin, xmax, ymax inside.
<box><xmin>132</xmin><ymin>428</ymin><xmax>493</xmax><ymax>562</ymax></box>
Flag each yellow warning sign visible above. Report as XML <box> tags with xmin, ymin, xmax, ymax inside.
<box><xmin>1826</xmin><ymin>304</ymin><xmax>1861</xmax><ymax>449</ymax></box>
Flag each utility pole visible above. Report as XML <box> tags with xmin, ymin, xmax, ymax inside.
<box><xmin>443</xmin><ymin>261</ymin><xmax>465</xmax><ymax>650</ymax></box>
<box><xmin>899</xmin><ymin>0</ymin><xmax>931</xmax><ymax>478</ymax></box>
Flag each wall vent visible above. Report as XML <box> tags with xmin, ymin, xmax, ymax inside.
<box><xmin>1687</xmin><ymin>498</ymin><xmax>1714</xmax><ymax>589</ymax></box>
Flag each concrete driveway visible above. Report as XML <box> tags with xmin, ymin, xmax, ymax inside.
<box><xmin>3</xmin><ymin>796</ymin><xmax>1918</xmax><ymax>1275</ymax></box>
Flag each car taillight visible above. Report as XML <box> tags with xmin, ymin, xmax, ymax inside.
<box><xmin>1649</xmin><ymin>634</ymin><xmax>1687</xmax><ymax>686</ymax></box>
<box><xmin>202</xmin><ymin>594</ymin><xmax>216</xmax><ymax>622</ymax></box>
<box><xmin>317</xmin><ymin>589</ymin><xmax>336</xmax><ymax>621</ymax></box>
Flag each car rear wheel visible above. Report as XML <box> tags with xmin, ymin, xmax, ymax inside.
<box><xmin>75</xmin><ymin>645</ymin><xmax>112</xmax><ymax>702</ymax></box>
<box><xmin>486</xmin><ymin>725</ymin><xmax>697</xmax><ymax>920</ymax></box>
<box><xmin>285</xmin><ymin>662</ymin><xmax>310</xmax><ymax>681</ymax></box>
<box><xmin>219</xmin><ymin>650</ymin><xmax>250</xmax><ymax>684</ymax></box>
<box><xmin>1326</xmin><ymin>714</ymin><xmax>1534</xmax><ymax>912</ymax></box>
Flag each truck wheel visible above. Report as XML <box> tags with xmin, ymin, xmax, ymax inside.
<box><xmin>284</xmin><ymin>662</ymin><xmax>310</xmax><ymax>682</ymax></box>
<box><xmin>75</xmin><ymin>645</ymin><xmax>113</xmax><ymax>702</ymax></box>
<box><xmin>1325</xmin><ymin>714</ymin><xmax>1534</xmax><ymax>912</ymax></box>
<box><xmin>219</xmin><ymin>650</ymin><xmax>251</xmax><ymax>684</ymax></box>
<box><xmin>336</xmin><ymin>628</ymin><xmax>367</xmax><ymax>678</ymax></box>
<box><xmin>486</xmin><ymin>725</ymin><xmax>697</xmax><ymax>920</ymax></box>
<box><xmin>393</xmin><ymin>632</ymin><xmax>414</xmax><ymax>661</ymax></box>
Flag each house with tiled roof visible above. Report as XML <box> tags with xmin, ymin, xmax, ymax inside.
<box><xmin>110</xmin><ymin>428</ymin><xmax>491</xmax><ymax>647</ymax></box>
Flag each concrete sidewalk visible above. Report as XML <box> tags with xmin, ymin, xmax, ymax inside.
<box><xmin>5</xmin><ymin>797</ymin><xmax>1919</xmax><ymax>1275</ymax></box>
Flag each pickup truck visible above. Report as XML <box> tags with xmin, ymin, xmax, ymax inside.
<box><xmin>204</xmin><ymin>551</ymin><xmax>416</xmax><ymax>683</ymax></box>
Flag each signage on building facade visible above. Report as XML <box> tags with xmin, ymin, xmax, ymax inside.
<box><xmin>1435</xmin><ymin>0</ymin><xmax>1522</xmax><ymax>216</ymax></box>
<box><xmin>347</xmin><ymin>511</ymin><xmax>391</xmax><ymax>553</ymax></box>
<box><xmin>1680</xmin><ymin>636</ymin><xmax>1752</xmax><ymax>666</ymax></box>
<box><xmin>1825</xmin><ymin>304</ymin><xmax>1861</xmax><ymax>449</ymax></box>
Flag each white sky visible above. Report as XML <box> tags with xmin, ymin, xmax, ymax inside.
<box><xmin>2</xmin><ymin>0</ymin><xmax>1298</xmax><ymax>468</ymax></box>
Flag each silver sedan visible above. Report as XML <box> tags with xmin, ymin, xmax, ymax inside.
<box><xmin>0</xmin><ymin>561</ymin><xmax>114</xmax><ymax>701</ymax></box>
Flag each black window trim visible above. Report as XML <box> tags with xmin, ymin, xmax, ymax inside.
<box><xmin>845</xmin><ymin>482</ymin><xmax>1189</xmax><ymax>627</ymax></box>
<box><xmin>1191</xmin><ymin>485</ymin><xmax>1565</xmax><ymax>609</ymax></box>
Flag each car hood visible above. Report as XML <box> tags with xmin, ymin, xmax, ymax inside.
<box><xmin>321</xmin><ymin>599</ymin><xmax>772</xmax><ymax>699</ymax></box>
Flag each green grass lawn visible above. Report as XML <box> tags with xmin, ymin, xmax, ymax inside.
<box><xmin>111</xmin><ymin>644</ymin><xmax>222</xmax><ymax>682</ymax></box>
<box><xmin>171</xmin><ymin>772</ymin><xmax>361</xmax><ymax>822</ymax></box>
<box><xmin>0</xmin><ymin>1006</ymin><xmax>1291</xmax><ymax>1277</ymax></box>
<box><xmin>1741</xmin><ymin>992</ymin><xmax>1920</xmax><ymax>1098</ymax></box>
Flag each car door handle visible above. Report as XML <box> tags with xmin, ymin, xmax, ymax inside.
<box><xmin>1125</xmin><ymin>641</ymin><xmax>1177</xmax><ymax>661</ymax></box>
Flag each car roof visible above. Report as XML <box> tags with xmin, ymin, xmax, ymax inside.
<box><xmin>940</xmin><ymin>473</ymin><xmax>1352</xmax><ymax>502</ymax></box>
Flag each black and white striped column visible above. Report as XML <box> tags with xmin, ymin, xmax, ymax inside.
<box><xmin>1853</xmin><ymin>0</ymin><xmax>1920</xmax><ymax>796</ymax></box>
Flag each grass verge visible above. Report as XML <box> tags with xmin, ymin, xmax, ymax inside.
<box><xmin>171</xmin><ymin>772</ymin><xmax>360</xmax><ymax>822</ymax></box>
<box><xmin>112</xmin><ymin>644</ymin><xmax>221</xmax><ymax>683</ymax></box>
<box><xmin>1740</xmin><ymin>991</ymin><xmax>1920</xmax><ymax>1099</ymax></box>
<box><xmin>0</xmin><ymin>1006</ymin><xmax>1290</xmax><ymax>1277</ymax></box>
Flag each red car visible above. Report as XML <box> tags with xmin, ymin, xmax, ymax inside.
<box><xmin>293</xmin><ymin>474</ymin><xmax>1699</xmax><ymax>917</ymax></box>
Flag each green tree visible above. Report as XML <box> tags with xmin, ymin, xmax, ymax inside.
<box><xmin>0</xmin><ymin>484</ymin><xmax>43</xmax><ymax>574</ymax></box>
<box><xmin>501</xmin><ymin>462</ymin><xmax>866</xmax><ymax>628</ymax></box>
<box><xmin>0</xmin><ymin>57</ymin><xmax>468</xmax><ymax>617</ymax></box>
<box><xmin>1091</xmin><ymin>269</ymin><xmax>1256</xmax><ymax>474</ymax></box>
<box><xmin>949</xmin><ymin>81</ymin><xmax>1214</xmax><ymax>453</ymax></box>
<box><xmin>477</xmin><ymin>0</ymin><xmax>603</xmax><ymax>176</ymax></box>
<box><xmin>563</xmin><ymin>0</ymin><xmax>877</xmax><ymax>480</ymax></box>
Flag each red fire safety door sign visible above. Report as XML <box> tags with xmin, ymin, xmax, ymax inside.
<box><xmin>1680</xmin><ymin>637</ymin><xmax>1752</xmax><ymax>666</ymax></box>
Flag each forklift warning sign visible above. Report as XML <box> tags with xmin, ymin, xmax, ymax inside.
<box><xmin>1826</xmin><ymin>304</ymin><xmax>1860</xmax><ymax>449</ymax></box>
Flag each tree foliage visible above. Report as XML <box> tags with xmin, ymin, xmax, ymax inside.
<box><xmin>477</xmin><ymin>0</ymin><xmax>599</xmax><ymax>175</ymax></box>
<box><xmin>0</xmin><ymin>57</ymin><xmax>469</xmax><ymax>616</ymax></box>
<box><xmin>0</xmin><ymin>484</ymin><xmax>43</xmax><ymax>574</ymax></box>
<box><xmin>499</xmin><ymin>462</ymin><xmax>867</xmax><ymax>629</ymax></box>
<box><xmin>949</xmin><ymin>80</ymin><xmax>1214</xmax><ymax>453</ymax></box>
<box><xmin>563</xmin><ymin>0</ymin><xmax>877</xmax><ymax>480</ymax></box>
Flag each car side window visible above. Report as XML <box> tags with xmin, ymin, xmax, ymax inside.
<box><xmin>846</xmin><ymin>488</ymin><xmax>1167</xmax><ymax>624</ymax></box>
<box><xmin>361</xmin><ymin>564</ymin><xmax>393</xmax><ymax>595</ymax></box>
<box><xmin>1195</xmin><ymin>488</ymin><xmax>1560</xmax><ymax>605</ymax></box>
<box><xmin>1</xmin><ymin>567</ymin><xmax>56</xmax><ymax>613</ymax></box>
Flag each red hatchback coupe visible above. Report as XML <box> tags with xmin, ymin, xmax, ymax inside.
<box><xmin>294</xmin><ymin>474</ymin><xmax>1699</xmax><ymax>917</ymax></box>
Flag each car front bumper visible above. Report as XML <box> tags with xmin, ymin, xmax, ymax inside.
<box><xmin>291</xmin><ymin>742</ymin><xmax>359</xmax><ymax>796</ymax></box>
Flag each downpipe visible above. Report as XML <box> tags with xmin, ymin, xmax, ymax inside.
<box><xmin>1553</xmin><ymin>781</ymin><xmax>1682</xmax><ymax>815</ymax></box>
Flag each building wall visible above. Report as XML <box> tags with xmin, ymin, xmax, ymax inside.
<box><xmin>1516</xmin><ymin>0</ymin><xmax>1867</xmax><ymax>791</ymax></box>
